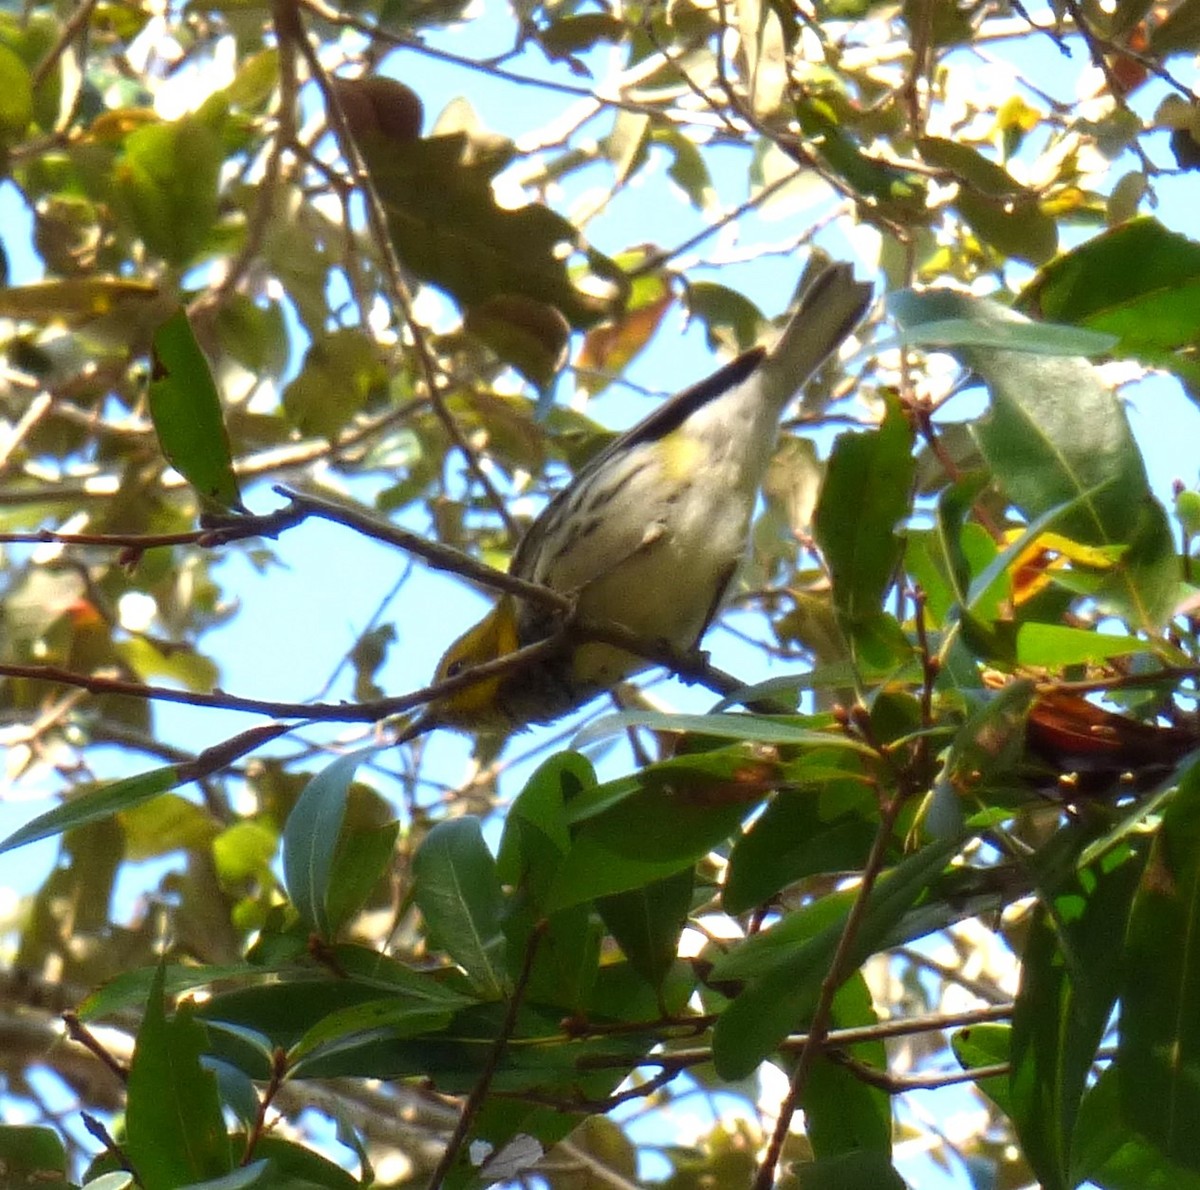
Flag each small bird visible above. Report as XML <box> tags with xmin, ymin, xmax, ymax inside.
<box><xmin>420</xmin><ymin>263</ymin><xmax>872</xmax><ymax>735</ymax></box>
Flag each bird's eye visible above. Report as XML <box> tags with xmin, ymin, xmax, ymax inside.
<box><xmin>445</xmin><ymin>658</ymin><xmax>468</xmax><ymax>679</ymax></box>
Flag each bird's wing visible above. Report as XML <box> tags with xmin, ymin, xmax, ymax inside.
<box><xmin>511</xmin><ymin>263</ymin><xmax>873</xmax><ymax>596</ymax></box>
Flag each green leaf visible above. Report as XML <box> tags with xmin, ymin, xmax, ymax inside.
<box><xmin>120</xmin><ymin>793</ymin><xmax>218</xmax><ymax>859</ymax></box>
<box><xmin>126</xmin><ymin>964</ymin><xmax>231</xmax><ymax>1189</ymax></box>
<box><xmin>926</xmin><ymin>680</ymin><xmax>1035</xmax><ymax>836</ymax></box>
<box><xmin>0</xmin><ymin>43</ymin><xmax>32</xmax><ymax>148</ymax></box>
<box><xmin>917</xmin><ymin>135</ymin><xmax>1025</xmax><ymax>197</ymax></box>
<box><xmin>895</xmin><ymin>317</ymin><xmax>1118</xmax><ymax>357</ymax></box>
<box><xmin>0</xmin><ymin>766</ymin><xmax>184</xmax><ymax>855</ymax></box>
<box><xmin>1020</xmin><ymin>218</ymin><xmax>1200</xmax><ymax>361</ymax></box>
<box><xmin>955</xmin><ymin>189</ymin><xmax>1058</xmax><ymax>264</ymax></box>
<box><xmin>149</xmin><ymin>309</ymin><xmax>244</xmax><ymax>515</ymax></box>
<box><xmin>1150</xmin><ymin>0</ymin><xmax>1200</xmax><ymax>55</ymax></box>
<box><xmin>198</xmin><ymin>971</ymin><xmax>469</xmax><ymax>1051</ymax></box>
<box><xmin>281</xmin><ymin>328</ymin><xmax>389</xmax><ymax>441</ymax></box>
<box><xmin>0</xmin><ymin>1126</ymin><xmax>66</xmax><ymax>1188</ymax></box>
<box><xmin>951</xmin><ymin>1022</ymin><xmax>1014</xmax><ymax>1117</ymax></box>
<box><xmin>723</xmin><ymin>779</ymin><xmax>878</xmax><ymax>914</ymax></box>
<box><xmin>814</xmin><ymin>395</ymin><xmax>916</xmax><ymax>659</ymax></box>
<box><xmin>508</xmin><ymin>900</ymin><xmax>601</xmax><ymax>1013</ymax></box>
<box><xmin>78</xmin><ymin>962</ymin><xmax>263</xmax><ymax>1021</ymax></box>
<box><xmin>795</xmin><ymin>98</ymin><xmax>926</xmax><ymax>211</ymax></box>
<box><xmin>790</xmin><ymin>1150</ymin><xmax>909</xmax><ymax>1189</ymax></box>
<box><xmin>1119</xmin><ymin>761</ymin><xmax>1200</xmax><ymax>1166</ymax></box>
<box><xmin>281</xmin><ymin>748</ymin><xmax>375</xmax><ymax>938</ymax></box>
<box><xmin>573</xmin><ymin>711</ymin><xmax>877</xmax><ymax>753</ymax></box>
<box><xmin>497</xmin><ymin>751</ymin><xmax>593</xmax><ymax>910</ymax></box>
<box><xmin>0</xmin><ymin>278</ymin><xmax>159</xmax><ymax>322</ymax></box>
<box><xmin>114</xmin><ymin>114</ymin><xmax>223</xmax><ymax>265</ymax></box>
<box><xmin>1073</xmin><ymin>1067</ymin><xmax>1200</xmax><ymax>1190</ymax></box>
<box><xmin>212</xmin><ymin>821</ymin><xmax>277</xmax><ymax>883</ymax></box>
<box><xmin>225</xmin><ymin>1137</ymin><xmax>358</xmax><ymax>1189</ymax></box>
<box><xmin>1015</xmin><ymin>622</ymin><xmax>1154</xmax><ymax>666</ymax></box>
<box><xmin>412</xmin><ymin>817</ymin><xmax>508</xmax><ymax>998</ymax></box>
<box><xmin>804</xmin><ymin>976</ymin><xmax>891</xmax><ymax>1158</ymax></box>
<box><xmin>891</xmin><ymin>286</ymin><xmax>1179</xmax><ymax>630</ymax></box>
<box><xmin>543</xmin><ymin>753</ymin><xmax>772</xmax><ymax>913</ymax></box>
<box><xmin>686</xmin><ymin>282</ymin><xmax>765</xmax><ymax>352</ymax></box>
<box><xmin>325</xmin><ymin>819</ymin><xmax>401</xmax><ymax>934</ymax></box>
<box><xmin>464</xmin><ymin>293</ymin><xmax>570</xmax><ymax>392</ymax></box>
<box><xmin>1010</xmin><ymin>848</ymin><xmax>1144</xmax><ymax>1190</ymax></box>
<box><xmin>711</xmin><ymin>838</ymin><xmax>960</xmax><ymax>1078</ymax></box>
<box><xmin>287</xmin><ymin>997</ymin><xmax>459</xmax><ymax>1071</ymax></box>
<box><xmin>179</xmin><ymin>1161</ymin><xmax>274</xmax><ymax>1189</ymax></box>
<box><xmin>597</xmin><ymin>869</ymin><xmax>693</xmax><ymax>988</ymax></box>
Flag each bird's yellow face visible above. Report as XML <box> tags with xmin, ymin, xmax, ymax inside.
<box><xmin>427</xmin><ymin>595</ymin><xmax>522</xmax><ymax>729</ymax></box>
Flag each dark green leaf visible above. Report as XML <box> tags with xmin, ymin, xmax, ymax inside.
<box><xmin>711</xmin><ymin>839</ymin><xmax>960</xmax><ymax>1078</ymax></box>
<box><xmin>814</xmin><ymin>395</ymin><xmax>916</xmax><ymax>659</ymax></box>
<box><xmin>804</xmin><ymin>976</ymin><xmax>891</xmax><ymax>1158</ymax></box>
<box><xmin>597</xmin><ymin>868</ymin><xmax>693</xmax><ymax>987</ymax></box>
<box><xmin>1149</xmin><ymin>0</ymin><xmax>1200</xmax><ymax>55</ymax></box>
<box><xmin>288</xmin><ymin>997</ymin><xmax>460</xmax><ymax>1072</ymax></box>
<box><xmin>126</xmin><ymin>965</ymin><xmax>231</xmax><ymax>1189</ymax></box>
<box><xmin>179</xmin><ymin>1161</ymin><xmax>274</xmax><ymax>1189</ymax></box>
<box><xmin>1119</xmin><ymin>761</ymin><xmax>1200</xmax><ymax>1166</ymax></box>
<box><xmin>543</xmin><ymin>757</ymin><xmax>770</xmax><ymax>913</ymax></box>
<box><xmin>1020</xmin><ymin>218</ymin><xmax>1200</xmax><ymax>360</ymax></box>
<box><xmin>927</xmin><ymin>680</ymin><xmax>1035</xmax><ymax>836</ymax></box>
<box><xmin>229</xmin><ymin>1137</ymin><xmax>358</xmax><ymax>1189</ymax></box>
<box><xmin>79</xmin><ymin>962</ymin><xmax>262</xmax><ymax>1021</ymax></box>
<box><xmin>0</xmin><ymin>766</ymin><xmax>183</xmax><ymax>855</ymax></box>
<box><xmin>508</xmin><ymin>901</ymin><xmax>601</xmax><ymax>1012</ymax></box>
<box><xmin>1073</xmin><ymin>1067</ymin><xmax>1200</xmax><ymax>1190</ymax></box>
<box><xmin>790</xmin><ymin>1150</ymin><xmax>908</xmax><ymax>1189</ymax></box>
<box><xmin>198</xmin><ymin>974</ymin><xmax>469</xmax><ymax>1051</ymax></box>
<box><xmin>0</xmin><ymin>1126</ymin><xmax>66</xmax><ymax>1188</ymax></box>
<box><xmin>149</xmin><ymin>309</ymin><xmax>244</xmax><ymax>515</ymax></box>
<box><xmin>723</xmin><ymin>779</ymin><xmax>877</xmax><ymax>914</ymax></box>
<box><xmin>1011</xmin><ymin>849</ymin><xmax>1144</xmax><ymax>1190</ymax></box>
<box><xmin>497</xmin><ymin>751</ymin><xmax>592</xmax><ymax>910</ymax></box>
<box><xmin>464</xmin><ymin>293</ymin><xmax>570</xmax><ymax>393</ymax></box>
<box><xmin>412</xmin><ymin>817</ymin><xmax>508</xmax><ymax>998</ymax></box>
<box><xmin>325</xmin><ymin>819</ymin><xmax>400</xmax><ymax>934</ymax></box>
<box><xmin>952</xmin><ymin>1022</ymin><xmax>1013</xmax><ymax>1116</ymax></box>
<box><xmin>281</xmin><ymin>748</ymin><xmax>376</xmax><ymax>938</ymax></box>
<box><xmin>891</xmin><ymin>286</ymin><xmax>1179</xmax><ymax>630</ymax></box>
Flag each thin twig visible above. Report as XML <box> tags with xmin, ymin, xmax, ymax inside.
<box><xmin>288</xmin><ymin>6</ymin><xmax>520</xmax><ymax>540</ymax></box>
<box><xmin>828</xmin><ymin>1051</ymin><xmax>1009</xmax><ymax>1093</ymax></box>
<box><xmin>426</xmin><ymin>921</ymin><xmax>546</xmax><ymax>1187</ymax></box>
<box><xmin>31</xmin><ymin>0</ymin><xmax>101</xmax><ymax>90</ymax></box>
<box><xmin>62</xmin><ymin>1011</ymin><xmax>129</xmax><ymax>1084</ymax></box>
<box><xmin>752</xmin><ymin>795</ymin><xmax>908</xmax><ymax>1190</ymax></box>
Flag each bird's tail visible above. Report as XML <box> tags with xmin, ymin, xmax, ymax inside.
<box><xmin>761</xmin><ymin>263</ymin><xmax>873</xmax><ymax>407</ymax></box>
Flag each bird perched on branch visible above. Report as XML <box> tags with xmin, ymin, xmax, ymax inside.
<box><xmin>413</xmin><ymin>262</ymin><xmax>872</xmax><ymax>736</ymax></box>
